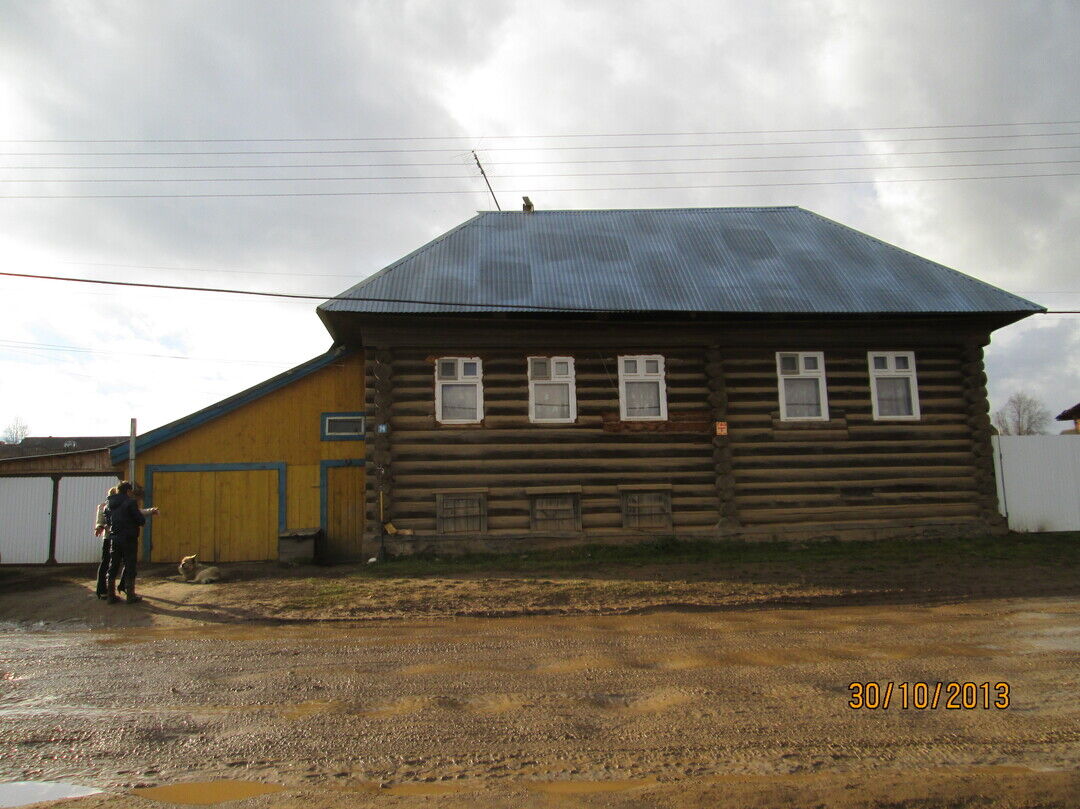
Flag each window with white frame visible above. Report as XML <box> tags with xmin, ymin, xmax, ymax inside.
<box><xmin>618</xmin><ymin>355</ymin><xmax>667</xmax><ymax>420</ymax></box>
<box><xmin>776</xmin><ymin>352</ymin><xmax>829</xmax><ymax>420</ymax></box>
<box><xmin>868</xmin><ymin>351</ymin><xmax>920</xmax><ymax>420</ymax></box>
<box><xmin>435</xmin><ymin>357</ymin><xmax>483</xmax><ymax>423</ymax></box>
<box><xmin>528</xmin><ymin>356</ymin><xmax>576</xmax><ymax>423</ymax></box>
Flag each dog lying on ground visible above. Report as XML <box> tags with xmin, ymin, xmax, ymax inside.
<box><xmin>178</xmin><ymin>554</ymin><xmax>222</xmax><ymax>584</ymax></box>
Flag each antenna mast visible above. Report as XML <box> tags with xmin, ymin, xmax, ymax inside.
<box><xmin>472</xmin><ymin>150</ymin><xmax>501</xmax><ymax>211</ymax></box>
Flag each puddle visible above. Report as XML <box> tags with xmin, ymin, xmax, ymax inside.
<box><xmin>1026</xmin><ymin>626</ymin><xmax>1080</xmax><ymax>652</ymax></box>
<box><xmin>525</xmin><ymin>778</ymin><xmax>656</xmax><ymax>794</ymax></box>
<box><xmin>130</xmin><ymin>780</ymin><xmax>285</xmax><ymax>804</ymax></box>
<box><xmin>0</xmin><ymin>781</ymin><xmax>101</xmax><ymax>807</ymax></box>
<box><xmin>382</xmin><ymin>782</ymin><xmax>467</xmax><ymax>796</ymax></box>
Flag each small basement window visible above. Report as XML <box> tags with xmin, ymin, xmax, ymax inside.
<box><xmin>321</xmin><ymin>412</ymin><xmax>366</xmax><ymax>440</ymax></box>
<box><xmin>621</xmin><ymin>490</ymin><xmax>673</xmax><ymax>530</ymax></box>
<box><xmin>528</xmin><ymin>356</ymin><xmax>577</xmax><ymax>423</ymax></box>
<box><xmin>868</xmin><ymin>351</ymin><xmax>920</xmax><ymax>420</ymax></box>
<box><xmin>530</xmin><ymin>493</ymin><xmax>582</xmax><ymax>532</ymax></box>
<box><xmin>618</xmin><ymin>355</ymin><xmax>668</xmax><ymax>421</ymax></box>
<box><xmin>435</xmin><ymin>491</ymin><xmax>487</xmax><ymax>533</ymax></box>
<box><xmin>435</xmin><ymin>357</ymin><xmax>483</xmax><ymax>424</ymax></box>
<box><xmin>776</xmin><ymin>351</ymin><xmax>829</xmax><ymax>421</ymax></box>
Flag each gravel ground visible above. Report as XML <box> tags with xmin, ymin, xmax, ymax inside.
<box><xmin>0</xmin><ymin>578</ymin><xmax>1077</xmax><ymax>808</ymax></box>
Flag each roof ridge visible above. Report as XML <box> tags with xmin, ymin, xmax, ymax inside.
<box><xmin>796</xmin><ymin>208</ymin><xmax>1044</xmax><ymax>312</ymax></box>
<box><xmin>478</xmin><ymin>206</ymin><xmax>799</xmax><ymax>214</ymax></box>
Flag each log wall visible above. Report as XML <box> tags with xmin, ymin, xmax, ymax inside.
<box><xmin>360</xmin><ymin>320</ymin><xmax>1004</xmax><ymax>556</ymax></box>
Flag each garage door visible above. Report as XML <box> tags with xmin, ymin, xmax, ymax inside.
<box><xmin>0</xmin><ymin>478</ymin><xmax>53</xmax><ymax>564</ymax></box>
<box><xmin>149</xmin><ymin>469</ymin><xmax>279</xmax><ymax>563</ymax></box>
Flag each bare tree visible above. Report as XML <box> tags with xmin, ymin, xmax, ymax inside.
<box><xmin>2</xmin><ymin>416</ymin><xmax>29</xmax><ymax>444</ymax></box>
<box><xmin>992</xmin><ymin>391</ymin><xmax>1051</xmax><ymax>435</ymax></box>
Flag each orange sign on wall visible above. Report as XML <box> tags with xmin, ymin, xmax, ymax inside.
<box><xmin>715</xmin><ymin>421</ymin><xmax>728</xmax><ymax>436</ymax></box>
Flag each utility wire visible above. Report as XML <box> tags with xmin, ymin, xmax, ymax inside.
<box><xmin>0</xmin><ymin>270</ymin><xmax>1075</xmax><ymax>314</ymax></box>
<box><xmin>5</xmin><ymin>130</ymin><xmax>1080</xmax><ymax>157</ymax></box>
<box><xmin>5</xmin><ymin>157</ymin><xmax>1080</xmax><ymax>183</ymax></box>
<box><xmin>6</xmin><ymin>144</ymin><xmax>1080</xmax><ymax>170</ymax></box>
<box><xmin>0</xmin><ymin>338</ymin><xmax>288</xmax><ymax>365</ymax></box>
<box><xmin>0</xmin><ymin>271</ymin><xmax>612</xmax><ymax>311</ymax></box>
<box><xmin>4</xmin><ymin>117</ymin><xmax>1080</xmax><ymax>142</ymax></box>
<box><xmin>4</xmin><ymin>170</ymin><xmax>1079</xmax><ymax>198</ymax></box>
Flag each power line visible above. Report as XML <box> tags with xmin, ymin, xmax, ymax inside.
<box><xmin>3</xmin><ymin>170</ymin><xmax>1079</xmax><ymax>199</ymax></box>
<box><xmin>6</xmin><ymin>144</ymin><xmax>1080</xmax><ymax>171</ymax></box>
<box><xmin>5</xmin><ymin>130</ymin><xmax>1080</xmax><ymax>157</ymax></box>
<box><xmin>5</xmin><ymin>157</ymin><xmax>1080</xmax><ymax>183</ymax></box>
<box><xmin>0</xmin><ymin>338</ymin><xmax>288</xmax><ymax>365</ymax></box>
<box><xmin>1</xmin><ymin>270</ymin><xmax>1076</xmax><ymax>314</ymax></box>
<box><xmin>0</xmin><ymin>271</ymin><xmax>612</xmax><ymax>311</ymax></box>
<box><xmin>4</xmin><ymin>118</ymin><xmax>1080</xmax><ymax>143</ymax></box>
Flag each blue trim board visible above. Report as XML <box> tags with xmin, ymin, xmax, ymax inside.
<box><xmin>113</xmin><ymin>347</ymin><xmax>354</xmax><ymax>464</ymax></box>
<box><xmin>143</xmin><ymin>462</ymin><xmax>287</xmax><ymax>559</ymax></box>
<box><xmin>319</xmin><ymin>459</ymin><xmax>366</xmax><ymax>535</ymax></box>
<box><xmin>320</xmin><ymin>411</ymin><xmax>367</xmax><ymax>442</ymax></box>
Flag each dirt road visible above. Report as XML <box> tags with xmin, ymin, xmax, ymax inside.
<box><xmin>1</xmin><ymin>586</ymin><xmax>1077</xmax><ymax>808</ymax></box>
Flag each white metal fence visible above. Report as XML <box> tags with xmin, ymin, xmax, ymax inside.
<box><xmin>0</xmin><ymin>475</ymin><xmax>117</xmax><ymax>564</ymax></box>
<box><xmin>992</xmin><ymin>436</ymin><xmax>1080</xmax><ymax>532</ymax></box>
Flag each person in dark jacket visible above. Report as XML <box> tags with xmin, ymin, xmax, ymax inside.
<box><xmin>94</xmin><ymin>485</ymin><xmax>157</xmax><ymax>599</ymax></box>
<box><xmin>104</xmin><ymin>481</ymin><xmax>148</xmax><ymax>604</ymax></box>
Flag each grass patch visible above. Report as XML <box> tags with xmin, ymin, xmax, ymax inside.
<box><xmin>354</xmin><ymin>532</ymin><xmax>1079</xmax><ymax>579</ymax></box>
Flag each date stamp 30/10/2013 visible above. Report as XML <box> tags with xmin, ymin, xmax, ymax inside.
<box><xmin>848</xmin><ymin>682</ymin><xmax>1010</xmax><ymax>710</ymax></box>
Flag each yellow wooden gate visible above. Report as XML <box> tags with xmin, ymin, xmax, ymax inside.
<box><xmin>149</xmin><ymin>469</ymin><xmax>279</xmax><ymax>563</ymax></box>
<box><xmin>324</xmin><ymin>464</ymin><xmax>365</xmax><ymax>560</ymax></box>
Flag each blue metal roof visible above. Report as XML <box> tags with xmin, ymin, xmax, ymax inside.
<box><xmin>318</xmin><ymin>207</ymin><xmax>1043</xmax><ymax>316</ymax></box>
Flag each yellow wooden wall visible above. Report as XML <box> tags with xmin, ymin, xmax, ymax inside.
<box><xmin>130</xmin><ymin>351</ymin><xmax>366</xmax><ymax>561</ymax></box>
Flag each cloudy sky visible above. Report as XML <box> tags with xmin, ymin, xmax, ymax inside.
<box><xmin>1</xmin><ymin>0</ymin><xmax>1078</xmax><ymax>439</ymax></box>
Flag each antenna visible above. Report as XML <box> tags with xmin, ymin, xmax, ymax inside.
<box><xmin>471</xmin><ymin>150</ymin><xmax>501</xmax><ymax>210</ymax></box>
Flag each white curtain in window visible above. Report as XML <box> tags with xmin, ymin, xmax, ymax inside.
<box><xmin>876</xmin><ymin>377</ymin><xmax>913</xmax><ymax>416</ymax></box>
<box><xmin>441</xmin><ymin>384</ymin><xmax>477</xmax><ymax>420</ymax></box>
<box><xmin>625</xmin><ymin>381</ymin><xmax>661</xmax><ymax>417</ymax></box>
<box><xmin>784</xmin><ymin>378</ymin><xmax>821</xmax><ymax>417</ymax></box>
<box><xmin>534</xmin><ymin>382</ymin><xmax>570</xmax><ymax>419</ymax></box>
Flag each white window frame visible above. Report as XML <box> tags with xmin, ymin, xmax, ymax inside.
<box><xmin>868</xmin><ymin>351</ymin><xmax>921</xmax><ymax>421</ymax></box>
<box><xmin>435</xmin><ymin>356</ymin><xmax>484</xmax><ymax>424</ymax></box>
<box><xmin>527</xmin><ymin>356</ymin><xmax>577</xmax><ymax>423</ymax></box>
<box><xmin>617</xmin><ymin>355</ymin><xmax>668</xmax><ymax>421</ymax></box>
<box><xmin>776</xmin><ymin>351</ymin><xmax>829</xmax><ymax>421</ymax></box>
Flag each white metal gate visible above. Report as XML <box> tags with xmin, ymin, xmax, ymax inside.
<box><xmin>56</xmin><ymin>476</ymin><xmax>117</xmax><ymax>563</ymax></box>
<box><xmin>0</xmin><ymin>475</ymin><xmax>117</xmax><ymax>564</ymax></box>
<box><xmin>0</xmin><ymin>478</ymin><xmax>53</xmax><ymax>564</ymax></box>
<box><xmin>992</xmin><ymin>436</ymin><xmax>1080</xmax><ymax>531</ymax></box>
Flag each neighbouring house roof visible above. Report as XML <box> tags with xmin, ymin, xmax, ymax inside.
<box><xmin>0</xmin><ymin>436</ymin><xmax>125</xmax><ymax>460</ymax></box>
<box><xmin>110</xmin><ymin>346</ymin><xmax>349</xmax><ymax>465</ymax></box>
<box><xmin>1055</xmin><ymin>402</ymin><xmax>1080</xmax><ymax>421</ymax></box>
<box><xmin>317</xmin><ymin>207</ymin><xmax>1044</xmax><ymax>326</ymax></box>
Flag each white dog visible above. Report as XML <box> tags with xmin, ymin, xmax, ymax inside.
<box><xmin>178</xmin><ymin>554</ymin><xmax>222</xmax><ymax>584</ymax></box>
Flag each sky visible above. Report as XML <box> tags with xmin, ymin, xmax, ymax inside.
<box><xmin>1</xmin><ymin>0</ymin><xmax>1078</xmax><ymax>439</ymax></box>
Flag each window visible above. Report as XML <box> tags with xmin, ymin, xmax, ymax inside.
<box><xmin>618</xmin><ymin>355</ymin><xmax>667</xmax><ymax>421</ymax></box>
<box><xmin>435</xmin><ymin>357</ymin><xmax>483</xmax><ymax>424</ymax></box>
<box><xmin>776</xmin><ymin>352</ymin><xmax>829</xmax><ymax>421</ymax></box>
<box><xmin>620</xmin><ymin>489</ymin><xmax>673</xmax><ymax>530</ymax></box>
<box><xmin>530</xmin><ymin>493</ymin><xmax>581</xmax><ymax>532</ymax></box>
<box><xmin>528</xmin><ymin>356</ymin><xmax>577</xmax><ymax>423</ymax></box>
<box><xmin>436</xmin><ymin>490</ymin><xmax>487</xmax><ymax>533</ymax></box>
<box><xmin>868</xmin><ymin>351</ymin><xmax>920</xmax><ymax>420</ymax></box>
<box><xmin>321</xmin><ymin>412</ymin><xmax>366</xmax><ymax>440</ymax></box>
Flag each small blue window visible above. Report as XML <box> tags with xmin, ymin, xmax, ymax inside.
<box><xmin>321</xmin><ymin>412</ymin><xmax>366</xmax><ymax>441</ymax></box>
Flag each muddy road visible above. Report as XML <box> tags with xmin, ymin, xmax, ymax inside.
<box><xmin>1</xmin><ymin>595</ymin><xmax>1078</xmax><ymax>808</ymax></box>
